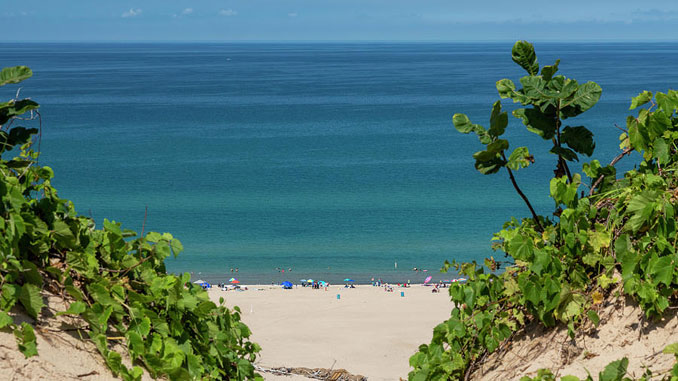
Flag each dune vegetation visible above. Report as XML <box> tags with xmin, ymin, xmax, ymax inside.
<box><xmin>408</xmin><ymin>41</ymin><xmax>678</xmax><ymax>381</ymax></box>
<box><xmin>0</xmin><ymin>66</ymin><xmax>261</xmax><ymax>380</ymax></box>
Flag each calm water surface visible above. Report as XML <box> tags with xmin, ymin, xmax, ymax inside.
<box><xmin>3</xmin><ymin>42</ymin><xmax>678</xmax><ymax>283</ymax></box>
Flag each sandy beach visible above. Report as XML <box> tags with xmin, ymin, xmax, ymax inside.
<box><xmin>208</xmin><ymin>284</ymin><xmax>454</xmax><ymax>380</ymax></box>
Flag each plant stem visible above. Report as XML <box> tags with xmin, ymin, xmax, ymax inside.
<box><xmin>555</xmin><ymin>104</ymin><xmax>573</xmax><ymax>183</ymax></box>
<box><xmin>588</xmin><ymin>147</ymin><xmax>633</xmax><ymax>196</ymax></box>
<box><xmin>501</xmin><ymin>152</ymin><xmax>544</xmax><ymax>232</ymax></box>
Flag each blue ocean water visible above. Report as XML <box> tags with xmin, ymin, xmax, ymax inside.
<box><xmin>3</xmin><ymin>42</ymin><xmax>678</xmax><ymax>284</ymax></box>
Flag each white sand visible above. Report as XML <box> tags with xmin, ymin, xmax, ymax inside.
<box><xmin>208</xmin><ymin>285</ymin><xmax>454</xmax><ymax>380</ymax></box>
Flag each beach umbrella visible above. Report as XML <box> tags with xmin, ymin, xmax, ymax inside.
<box><xmin>229</xmin><ymin>277</ymin><xmax>237</xmax><ymax>282</ymax></box>
<box><xmin>193</xmin><ymin>280</ymin><xmax>206</xmax><ymax>284</ymax></box>
<box><xmin>300</xmin><ymin>279</ymin><xmax>307</xmax><ymax>282</ymax></box>
<box><xmin>424</xmin><ymin>276</ymin><xmax>432</xmax><ymax>284</ymax></box>
<box><xmin>319</xmin><ymin>280</ymin><xmax>328</xmax><ymax>286</ymax></box>
<box><xmin>343</xmin><ymin>278</ymin><xmax>354</xmax><ymax>282</ymax></box>
<box><xmin>306</xmin><ymin>279</ymin><xmax>314</xmax><ymax>283</ymax></box>
<box><xmin>230</xmin><ymin>279</ymin><xmax>240</xmax><ymax>284</ymax></box>
<box><xmin>281</xmin><ymin>281</ymin><xmax>293</xmax><ymax>289</ymax></box>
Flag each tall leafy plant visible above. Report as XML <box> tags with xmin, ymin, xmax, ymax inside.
<box><xmin>453</xmin><ymin>41</ymin><xmax>601</xmax><ymax>230</ymax></box>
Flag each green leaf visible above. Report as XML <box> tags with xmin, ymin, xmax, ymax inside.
<box><xmin>663</xmin><ymin>343</ymin><xmax>678</xmax><ymax>355</ymax></box>
<box><xmin>653</xmin><ymin>137</ymin><xmax>669</xmax><ymax>164</ymax></box>
<box><xmin>550</xmin><ymin>146</ymin><xmax>579</xmax><ymax>162</ymax></box>
<box><xmin>489</xmin><ymin>101</ymin><xmax>508</xmax><ymax>137</ymax></box>
<box><xmin>648</xmin><ymin>255</ymin><xmax>673</xmax><ymax>286</ymax></box>
<box><xmin>561</xmin><ymin>82</ymin><xmax>602</xmax><ymax>117</ymax></box>
<box><xmin>630</xmin><ymin>91</ymin><xmax>653</xmax><ymax>110</ymax></box>
<box><xmin>0</xmin><ymin>66</ymin><xmax>33</xmax><ymax>86</ymax></box>
<box><xmin>14</xmin><ymin>322</ymin><xmax>38</xmax><ymax>358</ymax></box>
<box><xmin>57</xmin><ymin>301</ymin><xmax>87</xmax><ymax>316</ymax></box>
<box><xmin>541</xmin><ymin>59</ymin><xmax>560</xmax><ymax>81</ymax></box>
<box><xmin>512</xmin><ymin>41</ymin><xmax>539</xmax><ymax>75</ymax></box>
<box><xmin>7</xmin><ymin>127</ymin><xmax>39</xmax><ymax>147</ymax></box>
<box><xmin>513</xmin><ymin>108</ymin><xmax>556</xmax><ymax>139</ymax></box>
<box><xmin>18</xmin><ymin>283</ymin><xmax>44</xmax><ymax>319</ymax></box>
<box><xmin>509</xmin><ymin>234</ymin><xmax>534</xmax><ymax>261</ymax></box>
<box><xmin>587</xmin><ymin>310</ymin><xmax>600</xmax><ymax>327</ymax></box>
<box><xmin>507</xmin><ymin>147</ymin><xmax>532</xmax><ymax>170</ymax></box>
<box><xmin>561</xmin><ymin>126</ymin><xmax>595</xmax><ymax>156</ymax></box>
<box><xmin>496</xmin><ymin>78</ymin><xmax>526</xmax><ymax>102</ymax></box>
<box><xmin>0</xmin><ymin>100</ymin><xmax>40</xmax><ymax>125</ymax></box>
<box><xmin>474</xmin><ymin>156</ymin><xmax>505</xmax><ymax>175</ymax></box>
<box><xmin>0</xmin><ymin>310</ymin><xmax>13</xmax><ymax>328</ymax></box>
<box><xmin>453</xmin><ymin>113</ymin><xmax>476</xmax><ymax>134</ymax></box>
<box><xmin>598</xmin><ymin>357</ymin><xmax>628</xmax><ymax>381</ymax></box>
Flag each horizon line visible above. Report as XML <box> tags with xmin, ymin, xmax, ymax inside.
<box><xmin>4</xmin><ymin>38</ymin><xmax>678</xmax><ymax>44</ymax></box>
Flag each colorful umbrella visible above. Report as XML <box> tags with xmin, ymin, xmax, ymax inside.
<box><xmin>343</xmin><ymin>278</ymin><xmax>354</xmax><ymax>282</ymax></box>
<box><xmin>230</xmin><ymin>279</ymin><xmax>240</xmax><ymax>284</ymax></box>
<box><xmin>424</xmin><ymin>276</ymin><xmax>432</xmax><ymax>284</ymax></box>
<box><xmin>229</xmin><ymin>277</ymin><xmax>237</xmax><ymax>282</ymax></box>
<box><xmin>306</xmin><ymin>279</ymin><xmax>314</xmax><ymax>283</ymax></box>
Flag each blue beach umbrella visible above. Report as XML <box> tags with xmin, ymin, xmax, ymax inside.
<box><xmin>343</xmin><ymin>278</ymin><xmax>354</xmax><ymax>282</ymax></box>
<box><xmin>281</xmin><ymin>281</ymin><xmax>293</xmax><ymax>289</ymax></box>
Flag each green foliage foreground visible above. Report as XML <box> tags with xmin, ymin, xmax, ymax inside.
<box><xmin>409</xmin><ymin>41</ymin><xmax>678</xmax><ymax>380</ymax></box>
<box><xmin>0</xmin><ymin>66</ymin><xmax>261</xmax><ymax>380</ymax></box>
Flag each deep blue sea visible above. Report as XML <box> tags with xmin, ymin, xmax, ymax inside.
<box><xmin>3</xmin><ymin>42</ymin><xmax>678</xmax><ymax>284</ymax></box>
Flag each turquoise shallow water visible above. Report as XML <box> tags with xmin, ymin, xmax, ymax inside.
<box><xmin>3</xmin><ymin>42</ymin><xmax>678</xmax><ymax>284</ymax></box>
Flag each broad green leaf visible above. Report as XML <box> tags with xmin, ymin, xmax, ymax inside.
<box><xmin>507</xmin><ymin>146</ymin><xmax>532</xmax><ymax>170</ymax></box>
<box><xmin>629</xmin><ymin>90</ymin><xmax>652</xmax><ymax>110</ymax></box>
<box><xmin>489</xmin><ymin>101</ymin><xmax>508</xmax><ymax>137</ymax></box>
<box><xmin>18</xmin><ymin>283</ymin><xmax>44</xmax><ymax>319</ymax></box>
<box><xmin>561</xmin><ymin>82</ymin><xmax>602</xmax><ymax>117</ymax></box>
<box><xmin>561</xmin><ymin>126</ymin><xmax>595</xmax><ymax>156</ymax></box>
<box><xmin>474</xmin><ymin>156</ymin><xmax>505</xmax><ymax>175</ymax></box>
<box><xmin>648</xmin><ymin>255</ymin><xmax>672</xmax><ymax>286</ymax></box>
<box><xmin>1</xmin><ymin>284</ymin><xmax>20</xmax><ymax>310</ymax></box>
<box><xmin>497</xmin><ymin>78</ymin><xmax>521</xmax><ymax>101</ymax></box>
<box><xmin>598</xmin><ymin>357</ymin><xmax>628</xmax><ymax>381</ymax></box>
<box><xmin>0</xmin><ymin>310</ymin><xmax>13</xmax><ymax>328</ymax></box>
<box><xmin>0</xmin><ymin>66</ymin><xmax>33</xmax><ymax>86</ymax></box>
<box><xmin>550</xmin><ymin>146</ymin><xmax>579</xmax><ymax>162</ymax></box>
<box><xmin>0</xmin><ymin>100</ymin><xmax>40</xmax><ymax>125</ymax></box>
<box><xmin>541</xmin><ymin>59</ymin><xmax>560</xmax><ymax>81</ymax></box>
<box><xmin>663</xmin><ymin>343</ymin><xmax>678</xmax><ymax>355</ymax></box>
<box><xmin>520</xmin><ymin>76</ymin><xmax>549</xmax><ymax>101</ymax></box>
<box><xmin>509</xmin><ymin>234</ymin><xmax>534</xmax><ymax>261</ymax></box>
<box><xmin>512</xmin><ymin>40</ymin><xmax>539</xmax><ymax>75</ymax></box>
<box><xmin>587</xmin><ymin>310</ymin><xmax>600</xmax><ymax>327</ymax></box>
<box><xmin>57</xmin><ymin>301</ymin><xmax>87</xmax><ymax>316</ymax></box>
<box><xmin>513</xmin><ymin>108</ymin><xmax>556</xmax><ymax>139</ymax></box>
<box><xmin>453</xmin><ymin>113</ymin><xmax>475</xmax><ymax>134</ymax></box>
<box><xmin>14</xmin><ymin>322</ymin><xmax>38</xmax><ymax>358</ymax></box>
<box><xmin>486</xmin><ymin>139</ymin><xmax>509</xmax><ymax>154</ymax></box>
<box><xmin>653</xmin><ymin>137</ymin><xmax>669</xmax><ymax>164</ymax></box>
